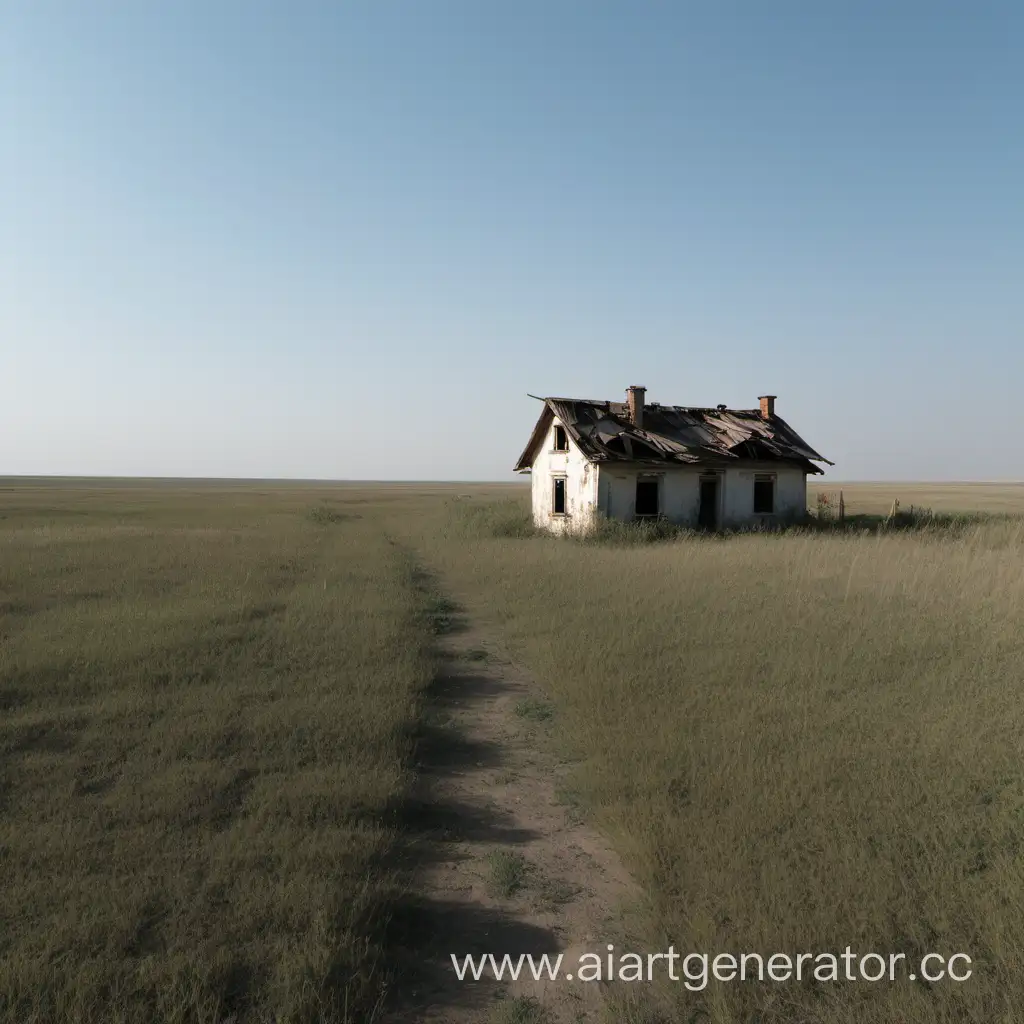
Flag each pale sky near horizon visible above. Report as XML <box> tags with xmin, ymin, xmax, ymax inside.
<box><xmin>2</xmin><ymin>2</ymin><xmax>1022</xmax><ymax>481</ymax></box>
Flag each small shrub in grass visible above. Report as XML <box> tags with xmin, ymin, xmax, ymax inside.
<box><xmin>514</xmin><ymin>698</ymin><xmax>554</xmax><ymax>722</ymax></box>
<box><xmin>487</xmin><ymin>850</ymin><xmax>531</xmax><ymax>898</ymax></box>
<box><xmin>306</xmin><ymin>504</ymin><xmax>351</xmax><ymax>524</ymax></box>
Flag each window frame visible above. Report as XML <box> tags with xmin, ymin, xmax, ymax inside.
<box><xmin>634</xmin><ymin>473</ymin><xmax>662</xmax><ymax>519</ymax></box>
<box><xmin>552</xmin><ymin>424</ymin><xmax>569</xmax><ymax>452</ymax></box>
<box><xmin>551</xmin><ymin>475</ymin><xmax>568</xmax><ymax>516</ymax></box>
<box><xmin>753</xmin><ymin>473</ymin><xmax>776</xmax><ymax>515</ymax></box>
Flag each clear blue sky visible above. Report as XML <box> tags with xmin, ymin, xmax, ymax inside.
<box><xmin>3</xmin><ymin>2</ymin><xmax>1022</xmax><ymax>480</ymax></box>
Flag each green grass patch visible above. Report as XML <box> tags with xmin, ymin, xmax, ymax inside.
<box><xmin>487</xmin><ymin>850</ymin><xmax>531</xmax><ymax>899</ymax></box>
<box><xmin>306</xmin><ymin>503</ymin><xmax>354</xmax><ymax>524</ymax></box>
<box><xmin>514</xmin><ymin>698</ymin><xmax>555</xmax><ymax>722</ymax></box>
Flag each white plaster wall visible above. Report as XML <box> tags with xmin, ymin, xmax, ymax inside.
<box><xmin>721</xmin><ymin>464</ymin><xmax>808</xmax><ymax>527</ymax></box>
<box><xmin>531</xmin><ymin>418</ymin><xmax>599</xmax><ymax>533</ymax></box>
<box><xmin>599</xmin><ymin>466</ymin><xmax>704</xmax><ymax>524</ymax></box>
<box><xmin>597</xmin><ymin>463</ymin><xmax>808</xmax><ymax>528</ymax></box>
<box><xmin>534</xmin><ymin>446</ymin><xmax>809</xmax><ymax>532</ymax></box>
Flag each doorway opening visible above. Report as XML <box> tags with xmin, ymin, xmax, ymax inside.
<box><xmin>698</xmin><ymin>477</ymin><xmax>719</xmax><ymax>530</ymax></box>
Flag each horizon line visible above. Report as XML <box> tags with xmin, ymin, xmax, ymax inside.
<box><xmin>3</xmin><ymin>475</ymin><xmax>1024</xmax><ymax>486</ymax></box>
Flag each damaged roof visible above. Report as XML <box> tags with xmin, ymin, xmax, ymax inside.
<box><xmin>514</xmin><ymin>397</ymin><xmax>833</xmax><ymax>474</ymax></box>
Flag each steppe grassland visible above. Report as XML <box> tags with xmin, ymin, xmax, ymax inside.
<box><xmin>811</xmin><ymin>479</ymin><xmax>1024</xmax><ymax>515</ymax></box>
<box><xmin>5</xmin><ymin>479</ymin><xmax>1024</xmax><ymax>1024</ymax></box>
<box><xmin>0</xmin><ymin>482</ymin><xmax>439</xmax><ymax>1023</ymax></box>
<box><xmin>397</xmin><ymin>485</ymin><xmax>1024</xmax><ymax>1024</ymax></box>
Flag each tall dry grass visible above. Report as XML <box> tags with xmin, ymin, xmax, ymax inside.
<box><xmin>406</xmin><ymin>496</ymin><xmax>1024</xmax><ymax>1023</ymax></box>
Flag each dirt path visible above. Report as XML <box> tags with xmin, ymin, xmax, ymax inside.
<box><xmin>384</xmin><ymin>590</ymin><xmax>640</xmax><ymax>1023</ymax></box>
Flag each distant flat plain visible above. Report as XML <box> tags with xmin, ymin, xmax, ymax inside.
<box><xmin>2</xmin><ymin>478</ymin><xmax>1023</xmax><ymax>1024</ymax></box>
<box><xmin>809</xmin><ymin>479</ymin><xmax>1024</xmax><ymax>515</ymax></box>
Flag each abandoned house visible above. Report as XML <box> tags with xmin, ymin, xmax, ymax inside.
<box><xmin>514</xmin><ymin>386</ymin><xmax>832</xmax><ymax>532</ymax></box>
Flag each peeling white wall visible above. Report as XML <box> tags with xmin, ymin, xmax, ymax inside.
<box><xmin>530</xmin><ymin>417</ymin><xmax>599</xmax><ymax>533</ymax></box>
<box><xmin>533</xmin><ymin>439</ymin><xmax>809</xmax><ymax>532</ymax></box>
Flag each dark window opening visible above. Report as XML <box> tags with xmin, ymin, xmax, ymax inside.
<box><xmin>698</xmin><ymin>477</ymin><xmax>718</xmax><ymax>529</ymax></box>
<box><xmin>635</xmin><ymin>478</ymin><xmax>659</xmax><ymax>517</ymax></box>
<box><xmin>553</xmin><ymin>425</ymin><xmax>568</xmax><ymax>451</ymax></box>
<box><xmin>753</xmin><ymin>476</ymin><xmax>775</xmax><ymax>515</ymax></box>
<box><xmin>552</xmin><ymin>477</ymin><xmax>566</xmax><ymax>515</ymax></box>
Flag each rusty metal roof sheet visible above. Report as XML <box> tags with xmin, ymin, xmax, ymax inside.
<box><xmin>514</xmin><ymin>398</ymin><xmax>833</xmax><ymax>473</ymax></box>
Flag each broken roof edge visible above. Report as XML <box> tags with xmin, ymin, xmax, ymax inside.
<box><xmin>543</xmin><ymin>397</ymin><xmax>773</xmax><ymax>416</ymax></box>
<box><xmin>514</xmin><ymin>396</ymin><xmax>832</xmax><ymax>472</ymax></box>
<box><xmin>512</xmin><ymin>402</ymin><xmax>554</xmax><ymax>472</ymax></box>
<box><xmin>588</xmin><ymin>452</ymin><xmax>828</xmax><ymax>473</ymax></box>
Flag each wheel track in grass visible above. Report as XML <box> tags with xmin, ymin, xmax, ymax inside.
<box><xmin>382</xmin><ymin>564</ymin><xmax>642</xmax><ymax>1024</ymax></box>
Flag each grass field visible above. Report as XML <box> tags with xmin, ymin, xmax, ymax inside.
<box><xmin>0</xmin><ymin>483</ymin><xmax>437</xmax><ymax>1023</ymax></box>
<box><xmin>810</xmin><ymin>479</ymin><xmax>1024</xmax><ymax>516</ymax></box>
<box><xmin>416</xmin><ymin>496</ymin><xmax>1024</xmax><ymax>1023</ymax></box>
<box><xmin>3</xmin><ymin>479</ymin><xmax>1024</xmax><ymax>1023</ymax></box>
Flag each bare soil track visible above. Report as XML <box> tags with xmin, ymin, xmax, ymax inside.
<box><xmin>384</xmin><ymin>585</ymin><xmax>639</xmax><ymax>1024</ymax></box>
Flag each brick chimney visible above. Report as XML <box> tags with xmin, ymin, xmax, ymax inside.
<box><xmin>626</xmin><ymin>386</ymin><xmax>646</xmax><ymax>428</ymax></box>
<box><xmin>759</xmin><ymin>395</ymin><xmax>776</xmax><ymax>419</ymax></box>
